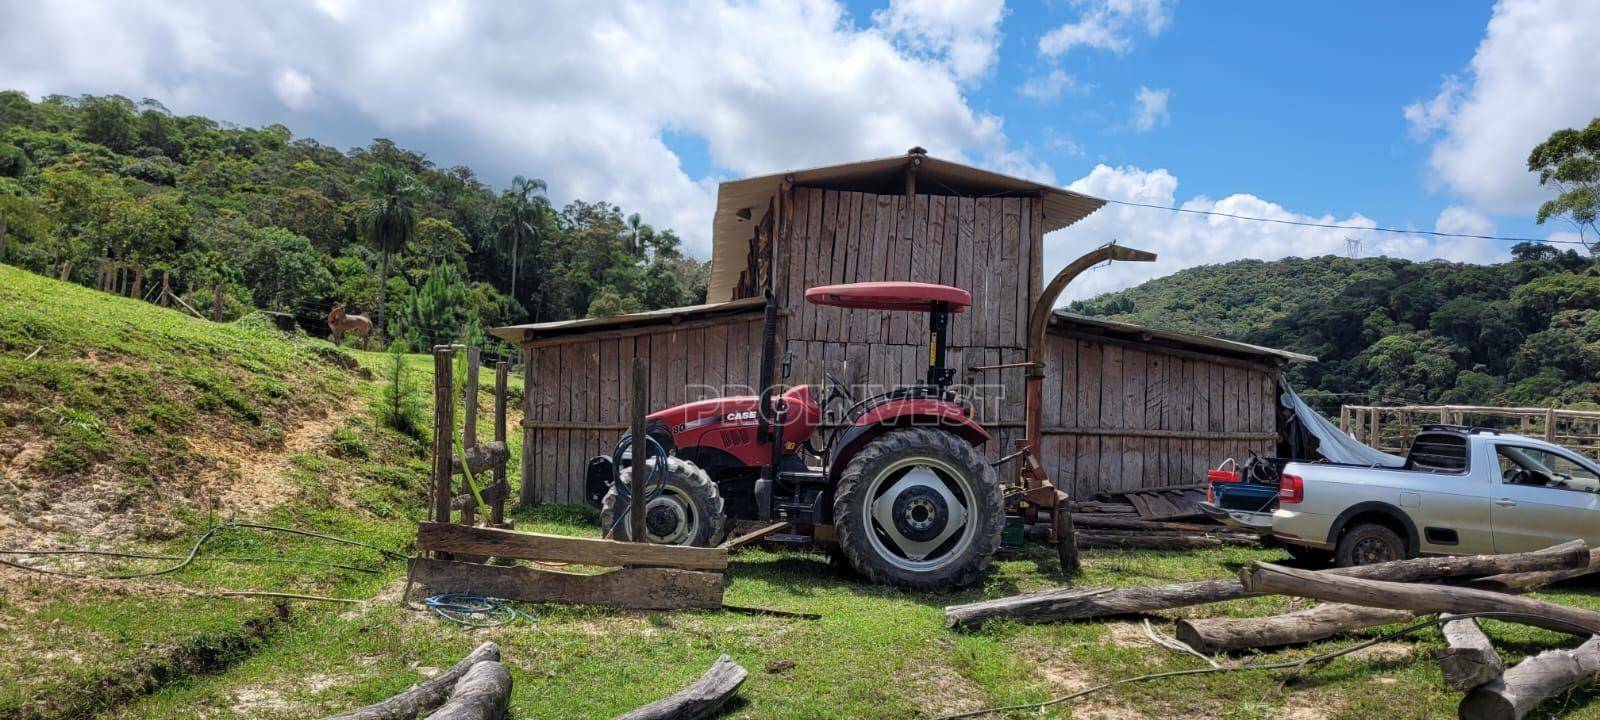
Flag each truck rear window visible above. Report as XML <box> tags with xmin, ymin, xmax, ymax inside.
<box><xmin>1406</xmin><ymin>433</ymin><xmax>1469</xmax><ymax>472</ymax></box>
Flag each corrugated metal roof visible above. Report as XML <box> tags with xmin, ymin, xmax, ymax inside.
<box><xmin>1051</xmin><ymin>311</ymin><xmax>1317</xmax><ymax>364</ymax></box>
<box><xmin>706</xmin><ymin>151</ymin><xmax>1107</xmax><ymax>302</ymax></box>
<box><xmin>490</xmin><ymin>296</ymin><xmax>766</xmax><ymax>344</ymax></box>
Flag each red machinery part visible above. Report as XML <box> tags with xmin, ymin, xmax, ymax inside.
<box><xmin>805</xmin><ymin>282</ymin><xmax>971</xmax><ymax>313</ymax></box>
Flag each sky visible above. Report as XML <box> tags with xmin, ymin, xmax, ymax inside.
<box><xmin>3</xmin><ymin>0</ymin><xmax>1598</xmax><ymax>301</ymax></box>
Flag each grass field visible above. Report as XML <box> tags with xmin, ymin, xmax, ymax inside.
<box><xmin>8</xmin><ymin>264</ymin><xmax>1600</xmax><ymax>719</ymax></box>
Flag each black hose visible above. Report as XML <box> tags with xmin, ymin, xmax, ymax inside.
<box><xmin>0</xmin><ymin>522</ymin><xmax>403</xmax><ymax>580</ymax></box>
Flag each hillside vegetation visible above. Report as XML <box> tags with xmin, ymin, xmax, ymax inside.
<box><xmin>1068</xmin><ymin>246</ymin><xmax>1600</xmax><ymax>412</ymax></box>
<box><xmin>0</xmin><ymin>91</ymin><xmax>706</xmax><ymax>354</ymax></box>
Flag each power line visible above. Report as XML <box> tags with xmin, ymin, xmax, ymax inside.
<box><xmin>1101</xmin><ymin>198</ymin><xmax>1589</xmax><ymax>246</ymax></box>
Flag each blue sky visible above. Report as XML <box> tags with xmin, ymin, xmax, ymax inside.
<box><xmin>4</xmin><ymin>0</ymin><xmax>1597</xmax><ymax>299</ymax></box>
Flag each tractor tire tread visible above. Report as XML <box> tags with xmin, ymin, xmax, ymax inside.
<box><xmin>600</xmin><ymin>457</ymin><xmax>728</xmax><ymax>547</ymax></box>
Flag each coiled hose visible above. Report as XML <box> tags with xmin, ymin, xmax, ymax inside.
<box><xmin>605</xmin><ymin>433</ymin><xmax>671</xmax><ymax>538</ymax></box>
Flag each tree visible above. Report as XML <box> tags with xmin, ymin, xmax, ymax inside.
<box><xmin>493</xmin><ymin>175</ymin><xmax>547</xmax><ymax>301</ymax></box>
<box><xmin>624</xmin><ymin>212</ymin><xmax>652</xmax><ymax>260</ymax></box>
<box><xmin>397</xmin><ymin>262</ymin><xmax>468</xmax><ymax>349</ymax></box>
<box><xmin>359</xmin><ymin>164</ymin><xmax>423</xmax><ymax>336</ymax></box>
<box><xmin>236</xmin><ymin>227</ymin><xmax>332</xmax><ymax>312</ymax></box>
<box><xmin>1529</xmin><ymin>117</ymin><xmax>1600</xmax><ymax>255</ymax></box>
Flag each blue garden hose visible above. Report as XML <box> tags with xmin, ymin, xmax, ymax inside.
<box><xmin>423</xmin><ymin>593</ymin><xmax>536</xmax><ymax>627</ymax></box>
<box><xmin>606</xmin><ymin>434</ymin><xmax>671</xmax><ymax>537</ymax></box>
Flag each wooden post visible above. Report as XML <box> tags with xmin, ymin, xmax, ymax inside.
<box><xmin>1369</xmin><ymin>407</ymin><xmax>1380</xmax><ymax>449</ymax></box>
<box><xmin>1545</xmin><ymin>407</ymin><xmax>1556</xmax><ymax>443</ymax></box>
<box><xmin>432</xmin><ymin>347</ymin><xmax>456</xmax><ymax>532</ymax></box>
<box><xmin>491</xmin><ymin>360</ymin><xmax>508</xmax><ymax>527</ymax></box>
<box><xmin>212</xmin><ymin>283</ymin><xmax>223</xmax><ymax>322</ymax></box>
<box><xmin>630</xmin><ymin>357</ymin><xmax>648</xmax><ymax>542</ymax></box>
<box><xmin>1339</xmin><ymin>406</ymin><xmax>1349</xmax><ymax>433</ymax></box>
<box><xmin>461</xmin><ymin>348</ymin><xmax>480</xmax><ymax>527</ymax></box>
<box><xmin>131</xmin><ymin>265</ymin><xmax>144</xmax><ymax>299</ymax></box>
<box><xmin>159</xmin><ymin>271</ymin><xmax>170</xmax><ymax>308</ymax></box>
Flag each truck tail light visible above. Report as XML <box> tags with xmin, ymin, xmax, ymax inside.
<box><xmin>1279</xmin><ymin>474</ymin><xmax>1304</xmax><ymax>504</ymax></box>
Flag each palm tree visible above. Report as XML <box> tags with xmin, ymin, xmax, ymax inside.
<box><xmin>359</xmin><ymin>165</ymin><xmax>422</xmax><ymax>336</ymax></box>
<box><xmin>624</xmin><ymin>212</ymin><xmax>652</xmax><ymax>260</ymax></box>
<box><xmin>494</xmin><ymin>175</ymin><xmax>548</xmax><ymax>301</ymax></box>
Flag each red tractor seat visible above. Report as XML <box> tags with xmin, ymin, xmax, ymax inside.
<box><xmin>805</xmin><ymin>282</ymin><xmax>971</xmax><ymax>313</ymax></box>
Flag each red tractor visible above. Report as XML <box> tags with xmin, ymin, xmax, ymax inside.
<box><xmin>586</xmin><ymin>281</ymin><xmax>1003</xmax><ymax>590</ymax></box>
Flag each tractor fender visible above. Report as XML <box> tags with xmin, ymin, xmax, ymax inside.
<box><xmin>827</xmin><ymin>400</ymin><xmax>990</xmax><ymax>481</ymax></box>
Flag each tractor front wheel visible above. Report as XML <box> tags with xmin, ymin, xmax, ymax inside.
<box><xmin>600</xmin><ymin>457</ymin><xmax>728</xmax><ymax>547</ymax></box>
<box><xmin>833</xmin><ymin>428</ymin><xmax>1002</xmax><ymax>591</ymax></box>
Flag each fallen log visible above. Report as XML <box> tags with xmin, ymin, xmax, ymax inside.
<box><xmin>1242</xmin><ymin>561</ymin><xmax>1600</xmax><ymax>635</ymax></box>
<box><xmin>1458</xmin><ymin>635</ymin><xmax>1600</xmax><ymax>720</ymax></box>
<box><xmin>1464</xmin><ymin>548</ymin><xmax>1600</xmax><ymax>594</ymax></box>
<box><xmin>323</xmin><ymin>642</ymin><xmax>500</xmax><ymax>720</ymax></box>
<box><xmin>1174</xmin><ymin>603</ymin><xmax>1415</xmax><ymax>654</ymax></box>
<box><xmin>1436</xmin><ymin>614</ymin><xmax>1505</xmax><ymax>692</ymax></box>
<box><xmin>944</xmin><ymin>540</ymin><xmax>1587</xmax><ymax>630</ymax></box>
<box><xmin>612</xmin><ymin>654</ymin><xmax>747</xmax><ymax>720</ymax></box>
<box><xmin>423</xmin><ymin>660</ymin><xmax>511</xmax><ymax>720</ymax></box>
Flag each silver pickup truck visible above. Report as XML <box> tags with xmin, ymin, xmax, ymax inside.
<box><xmin>1273</xmin><ymin>425</ymin><xmax>1600</xmax><ymax>566</ymax></box>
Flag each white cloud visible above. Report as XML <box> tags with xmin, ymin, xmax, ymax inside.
<box><xmin>1038</xmin><ymin>0</ymin><xmax>1173</xmax><ymax>57</ymax></box>
<box><xmin>1050</xmin><ymin>164</ymin><xmax>1506</xmax><ymax>303</ymax></box>
<box><xmin>0</xmin><ymin>0</ymin><xmax>1039</xmax><ymax>259</ymax></box>
<box><xmin>1434</xmin><ymin>205</ymin><xmax>1496</xmax><ymax>237</ymax></box>
<box><xmin>272</xmin><ymin>69</ymin><xmax>314</xmax><ymax>110</ymax></box>
<box><xmin>872</xmin><ymin>0</ymin><xmax>1006</xmax><ymax>84</ymax></box>
<box><xmin>1131</xmin><ymin>86</ymin><xmax>1169</xmax><ymax>132</ymax></box>
<box><xmin>1404</xmin><ymin>0</ymin><xmax>1600</xmax><ymax>212</ymax></box>
<box><xmin>1020</xmin><ymin>69</ymin><xmax>1089</xmax><ymax>102</ymax></box>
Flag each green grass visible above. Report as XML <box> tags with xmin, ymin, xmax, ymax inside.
<box><xmin>11</xmin><ymin>264</ymin><xmax>1600</xmax><ymax>719</ymax></box>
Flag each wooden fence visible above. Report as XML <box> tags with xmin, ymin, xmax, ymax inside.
<box><xmin>1340</xmin><ymin>404</ymin><xmax>1600</xmax><ymax>459</ymax></box>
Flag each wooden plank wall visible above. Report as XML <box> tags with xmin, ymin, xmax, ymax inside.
<box><xmin>777</xmin><ymin>187</ymin><xmax>1038</xmax><ymax>461</ymax></box>
<box><xmin>518</xmin><ymin>185</ymin><xmax>1281</xmax><ymax>504</ymax></box>
<box><xmin>520</xmin><ymin>315</ymin><xmax>766</xmax><ymax>505</ymax></box>
<box><xmin>1035</xmin><ymin>333</ymin><xmax>1279</xmax><ymax>500</ymax></box>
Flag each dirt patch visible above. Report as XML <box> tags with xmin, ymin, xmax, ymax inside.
<box><xmin>210</xmin><ymin>408</ymin><xmax>353</xmax><ymax>514</ymax></box>
<box><xmin>904</xmin><ymin>661</ymin><xmax>988</xmax><ymax>716</ymax></box>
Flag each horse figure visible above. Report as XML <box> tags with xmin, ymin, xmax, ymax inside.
<box><xmin>328</xmin><ymin>303</ymin><xmax>374</xmax><ymax>350</ymax></box>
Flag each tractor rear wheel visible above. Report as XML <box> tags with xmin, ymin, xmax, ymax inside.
<box><xmin>833</xmin><ymin>427</ymin><xmax>1002</xmax><ymax>591</ymax></box>
<box><xmin>601</xmin><ymin>457</ymin><xmax>728</xmax><ymax>547</ymax></box>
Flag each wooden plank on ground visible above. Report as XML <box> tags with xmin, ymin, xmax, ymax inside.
<box><xmin>409</xmin><ymin>558</ymin><xmax>723</xmax><ymax>610</ymax></box>
<box><xmin>416</xmin><ymin>522</ymin><xmax>729</xmax><ymax>570</ymax></box>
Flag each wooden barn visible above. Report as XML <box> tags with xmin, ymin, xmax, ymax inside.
<box><xmin>494</xmin><ymin>151</ymin><xmax>1313</xmax><ymax>507</ymax></box>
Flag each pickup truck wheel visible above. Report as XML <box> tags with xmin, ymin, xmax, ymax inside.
<box><xmin>1335</xmin><ymin>523</ymin><xmax>1406</xmax><ymax>567</ymax></box>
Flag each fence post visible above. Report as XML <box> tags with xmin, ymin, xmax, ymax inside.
<box><xmin>1369</xmin><ymin>407</ymin><xmax>1380</xmax><ymax>450</ymax></box>
<box><xmin>431</xmin><ymin>347</ymin><xmax>455</xmax><ymax>532</ymax></box>
<box><xmin>1339</xmin><ymin>406</ymin><xmax>1349</xmax><ymax>433</ymax></box>
<box><xmin>159</xmin><ymin>271</ymin><xmax>170</xmax><ymax>308</ymax></box>
<box><xmin>1546</xmin><ymin>407</ymin><xmax>1557</xmax><ymax>443</ymax></box>
<box><xmin>492</xmin><ymin>360</ymin><xmax>509</xmax><ymax>527</ymax></box>
<box><xmin>461</xmin><ymin>347</ymin><xmax>481</xmax><ymax>527</ymax></box>
<box><xmin>212</xmin><ymin>283</ymin><xmax>222</xmax><ymax>322</ymax></box>
<box><xmin>630</xmin><ymin>357</ymin><xmax>648</xmax><ymax>542</ymax></box>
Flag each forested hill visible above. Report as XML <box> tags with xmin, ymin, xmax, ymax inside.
<box><xmin>0</xmin><ymin>92</ymin><xmax>706</xmax><ymax>352</ymax></box>
<box><xmin>1067</xmin><ymin>248</ymin><xmax>1600</xmax><ymax>412</ymax></box>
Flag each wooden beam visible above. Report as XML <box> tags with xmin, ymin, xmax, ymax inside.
<box><xmin>408</xmin><ymin>558</ymin><xmax>723</xmax><ymax>610</ymax></box>
<box><xmin>415</xmin><ymin>522</ymin><xmax>728</xmax><ymax>570</ymax></box>
<box><xmin>1174</xmin><ymin>604</ymin><xmax>1414</xmax><ymax>654</ymax></box>
<box><xmin>432</xmin><ymin>349</ymin><xmax>455</xmax><ymax>528</ymax></box>
<box><xmin>1043</xmin><ymin>426</ymin><xmax>1277</xmax><ymax>441</ymax></box>
<box><xmin>613</xmin><ymin>654</ymin><xmax>748</xmax><ymax>720</ymax></box>
<box><xmin>321</xmin><ymin>642</ymin><xmax>500</xmax><ymax>720</ymax></box>
<box><xmin>523</xmin><ymin>311</ymin><xmax>767</xmax><ymax>349</ymax></box>
<box><xmin>521</xmin><ymin>420</ymin><xmax>631</xmax><ymax>431</ymax></box>
<box><xmin>720</xmin><ymin>522</ymin><xmax>791</xmax><ymax>549</ymax></box>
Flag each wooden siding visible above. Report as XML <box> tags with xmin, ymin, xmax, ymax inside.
<box><xmin>518</xmin><ymin>185</ymin><xmax>1280</xmax><ymax>504</ymax></box>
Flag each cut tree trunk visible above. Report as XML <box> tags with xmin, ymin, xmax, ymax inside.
<box><xmin>1242</xmin><ymin>561</ymin><xmax>1600</xmax><ymax>635</ymax></box>
<box><xmin>1174</xmin><ymin>603</ymin><xmax>1415</xmax><ymax>654</ymax></box>
<box><xmin>944</xmin><ymin>540</ymin><xmax>1587</xmax><ymax>630</ymax></box>
<box><xmin>1464</xmin><ymin>548</ymin><xmax>1600</xmax><ymax>594</ymax></box>
<box><xmin>612</xmin><ymin>654</ymin><xmax>747</xmax><ymax>720</ymax></box>
<box><xmin>1436</xmin><ymin>614</ymin><xmax>1504</xmax><ymax>692</ymax></box>
<box><xmin>1458</xmin><ymin>636</ymin><xmax>1600</xmax><ymax>720</ymax></box>
<box><xmin>322</xmin><ymin>641</ymin><xmax>499</xmax><ymax>720</ymax></box>
<box><xmin>423</xmin><ymin>660</ymin><xmax>511</xmax><ymax>720</ymax></box>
